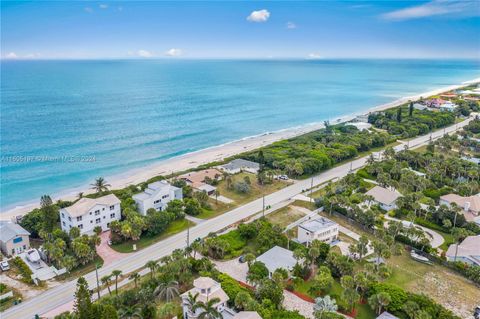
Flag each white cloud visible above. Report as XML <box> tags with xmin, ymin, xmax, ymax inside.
<box><xmin>382</xmin><ymin>0</ymin><xmax>479</xmax><ymax>21</ymax></box>
<box><xmin>307</xmin><ymin>52</ymin><xmax>323</xmax><ymax>59</ymax></box>
<box><xmin>165</xmin><ymin>48</ymin><xmax>183</xmax><ymax>57</ymax></box>
<box><xmin>84</xmin><ymin>7</ymin><xmax>93</xmax><ymax>13</ymax></box>
<box><xmin>4</xmin><ymin>52</ymin><xmax>18</xmax><ymax>59</ymax></box>
<box><xmin>137</xmin><ymin>50</ymin><xmax>153</xmax><ymax>58</ymax></box>
<box><xmin>24</xmin><ymin>53</ymin><xmax>41</xmax><ymax>59</ymax></box>
<box><xmin>247</xmin><ymin>9</ymin><xmax>270</xmax><ymax>22</ymax></box>
<box><xmin>99</xmin><ymin>4</ymin><xmax>108</xmax><ymax>9</ymax></box>
<box><xmin>286</xmin><ymin>21</ymin><xmax>297</xmax><ymax>29</ymax></box>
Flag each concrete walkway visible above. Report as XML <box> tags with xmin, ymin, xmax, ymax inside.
<box><xmin>210</xmin><ymin>195</ymin><xmax>234</xmax><ymax>204</ymax></box>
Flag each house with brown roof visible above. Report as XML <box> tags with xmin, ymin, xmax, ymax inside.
<box><xmin>440</xmin><ymin>193</ymin><xmax>480</xmax><ymax>224</ymax></box>
<box><xmin>446</xmin><ymin>235</ymin><xmax>480</xmax><ymax>266</ymax></box>
<box><xmin>365</xmin><ymin>186</ymin><xmax>402</xmax><ymax>211</ymax></box>
<box><xmin>60</xmin><ymin>194</ymin><xmax>121</xmax><ymax>235</ymax></box>
<box><xmin>179</xmin><ymin>169</ymin><xmax>222</xmax><ymax>195</ymax></box>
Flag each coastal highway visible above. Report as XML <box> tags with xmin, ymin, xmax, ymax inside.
<box><xmin>2</xmin><ymin>115</ymin><xmax>475</xmax><ymax>319</ymax></box>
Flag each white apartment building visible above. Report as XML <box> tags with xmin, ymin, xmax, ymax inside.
<box><xmin>132</xmin><ymin>180</ymin><xmax>183</xmax><ymax>215</ymax></box>
<box><xmin>297</xmin><ymin>217</ymin><xmax>339</xmax><ymax>245</ymax></box>
<box><xmin>60</xmin><ymin>194</ymin><xmax>121</xmax><ymax>235</ymax></box>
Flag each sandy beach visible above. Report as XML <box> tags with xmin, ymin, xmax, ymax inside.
<box><xmin>2</xmin><ymin>78</ymin><xmax>479</xmax><ymax>221</ymax></box>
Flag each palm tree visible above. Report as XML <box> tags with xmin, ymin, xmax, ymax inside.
<box><xmin>214</xmin><ymin>189</ymin><xmax>220</xmax><ymax>204</ymax></box>
<box><xmin>154</xmin><ymin>280</ymin><xmax>179</xmax><ymax>302</ymax></box>
<box><xmin>77</xmin><ymin>192</ymin><xmax>84</xmax><ymax>199</ymax></box>
<box><xmin>129</xmin><ymin>272</ymin><xmax>140</xmax><ymax>289</ymax></box>
<box><xmin>313</xmin><ymin>295</ymin><xmax>338</xmax><ymax>319</ymax></box>
<box><xmin>184</xmin><ymin>292</ymin><xmax>199</xmax><ymax>315</ymax></box>
<box><xmin>101</xmin><ymin>275</ymin><xmax>112</xmax><ymax>296</ymax></box>
<box><xmin>191</xmin><ymin>240</ymin><xmax>202</xmax><ymax>259</ymax></box>
<box><xmin>195</xmin><ymin>297</ymin><xmax>222</xmax><ymax>319</ymax></box>
<box><xmin>368</xmin><ymin>292</ymin><xmax>391</xmax><ymax>315</ymax></box>
<box><xmin>40</xmin><ymin>194</ymin><xmax>53</xmax><ymax>208</ymax></box>
<box><xmin>111</xmin><ymin>270</ymin><xmax>122</xmax><ymax>295</ymax></box>
<box><xmin>145</xmin><ymin>260</ymin><xmax>158</xmax><ymax>280</ymax></box>
<box><xmin>118</xmin><ymin>305</ymin><xmax>142</xmax><ymax>319</ymax></box>
<box><xmin>90</xmin><ymin>177</ymin><xmax>111</xmax><ymax>194</ymax></box>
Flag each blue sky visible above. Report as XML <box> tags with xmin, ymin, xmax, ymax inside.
<box><xmin>1</xmin><ymin>1</ymin><xmax>479</xmax><ymax>59</ymax></box>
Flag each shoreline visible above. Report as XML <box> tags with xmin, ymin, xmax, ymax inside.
<box><xmin>2</xmin><ymin>77</ymin><xmax>479</xmax><ymax>220</ymax></box>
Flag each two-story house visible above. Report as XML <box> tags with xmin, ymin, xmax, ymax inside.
<box><xmin>0</xmin><ymin>222</ymin><xmax>31</xmax><ymax>256</ymax></box>
<box><xmin>297</xmin><ymin>217</ymin><xmax>339</xmax><ymax>246</ymax></box>
<box><xmin>60</xmin><ymin>194</ymin><xmax>121</xmax><ymax>235</ymax></box>
<box><xmin>181</xmin><ymin>277</ymin><xmax>230</xmax><ymax>319</ymax></box>
<box><xmin>132</xmin><ymin>180</ymin><xmax>183</xmax><ymax>215</ymax></box>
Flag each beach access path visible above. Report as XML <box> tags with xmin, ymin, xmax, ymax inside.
<box><xmin>1</xmin><ymin>115</ymin><xmax>475</xmax><ymax>319</ymax></box>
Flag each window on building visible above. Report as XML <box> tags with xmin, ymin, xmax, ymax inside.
<box><xmin>77</xmin><ymin>216</ymin><xmax>82</xmax><ymax>222</ymax></box>
<box><xmin>110</xmin><ymin>205</ymin><xmax>115</xmax><ymax>210</ymax></box>
<box><xmin>61</xmin><ymin>213</ymin><xmax>64</xmax><ymax>218</ymax></box>
<box><xmin>95</xmin><ymin>210</ymin><xmax>100</xmax><ymax>216</ymax></box>
<box><xmin>13</xmin><ymin>237</ymin><xmax>23</xmax><ymax>244</ymax></box>
<box><xmin>62</xmin><ymin>221</ymin><xmax>66</xmax><ymax>226</ymax></box>
<box><xmin>96</xmin><ymin>218</ymin><xmax>101</xmax><ymax>224</ymax></box>
<box><xmin>110</xmin><ymin>213</ymin><xmax>116</xmax><ymax>218</ymax></box>
<box><xmin>90</xmin><ymin>212</ymin><xmax>92</xmax><ymax>215</ymax></box>
<box><xmin>68</xmin><ymin>216</ymin><xmax>72</xmax><ymax>221</ymax></box>
<box><xmin>79</xmin><ymin>224</ymin><xmax>83</xmax><ymax>229</ymax></box>
<box><xmin>102</xmin><ymin>208</ymin><xmax>105</xmax><ymax>211</ymax></box>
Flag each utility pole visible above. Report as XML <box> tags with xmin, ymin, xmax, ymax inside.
<box><xmin>95</xmin><ymin>263</ymin><xmax>100</xmax><ymax>300</ymax></box>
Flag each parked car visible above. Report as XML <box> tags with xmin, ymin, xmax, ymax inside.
<box><xmin>0</xmin><ymin>261</ymin><xmax>10</xmax><ymax>271</ymax></box>
<box><xmin>279</xmin><ymin>175</ymin><xmax>289</xmax><ymax>180</ymax></box>
<box><xmin>474</xmin><ymin>306</ymin><xmax>480</xmax><ymax>319</ymax></box>
<box><xmin>238</xmin><ymin>255</ymin><xmax>246</xmax><ymax>263</ymax></box>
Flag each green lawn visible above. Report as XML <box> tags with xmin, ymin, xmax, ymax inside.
<box><xmin>111</xmin><ymin>219</ymin><xmax>195</xmax><ymax>253</ymax></box>
<box><xmin>0</xmin><ymin>286</ymin><xmax>21</xmax><ymax>312</ymax></box>
<box><xmin>196</xmin><ymin>198</ymin><xmax>232</xmax><ymax>219</ymax></box>
<box><xmin>266</xmin><ymin>206</ymin><xmax>306</xmax><ymax>228</ymax></box>
<box><xmin>57</xmin><ymin>255</ymin><xmax>104</xmax><ymax>282</ymax></box>
<box><xmin>216</xmin><ymin>172</ymin><xmax>290</xmax><ymax>206</ymax></box>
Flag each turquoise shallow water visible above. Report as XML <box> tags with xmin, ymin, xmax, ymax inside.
<box><xmin>1</xmin><ymin>59</ymin><xmax>479</xmax><ymax>210</ymax></box>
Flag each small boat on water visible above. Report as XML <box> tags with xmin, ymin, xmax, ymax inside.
<box><xmin>410</xmin><ymin>250</ymin><xmax>431</xmax><ymax>264</ymax></box>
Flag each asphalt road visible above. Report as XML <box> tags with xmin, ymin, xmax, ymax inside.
<box><xmin>2</xmin><ymin>115</ymin><xmax>474</xmax><ymax>319</ymax></box>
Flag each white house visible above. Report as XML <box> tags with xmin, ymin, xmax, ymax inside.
<box><xmin>256</xmin><ymin>246</ymin><xmax>297</xmax><ymax>278</ymax></box>
<box><xmin>181</xmin><ymin>277</ymin><xmax>230</xmax><ymax>319</ymax></box>
<box><xmin>132</xmin><ymin>180</ymin><xmax>183</xmax><ymax>215</ymax></box>
<box><xmin>446</xmin><ymin>235</ymin><xmax>480</xmax><ymax>266</ymax></box>
<box><xmin>438</xmin><ymin>101</ymin><xmax>457</xmax><ymax>112</ymax></box>
<box><xmin>297</xmin><ymin>217</ymin><xmax>339</xmax><ymax>245</ymax></box>
<box><xmin>60</xmin><ymin>194</ymin><xmax>121</xmax><ymax>235</ymax></box>
<box><xmin>0</xmin><ymin>222</ymin><xmax>31</xmax><ymax>256</ymax></box>
<box><xmin>219</xmin><ymin>159</ymin><xmax>260</xmax><ymax>175</ymax></box>
<box><xmin>365</xmin><ymin>186</ymin><xmax>402</xmax><ymax>211</ymax></box>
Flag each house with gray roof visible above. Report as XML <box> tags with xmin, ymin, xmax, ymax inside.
<box><xmin>446</xmin><ymin>235</ymin><xmax>480</xmax><ymax>266</ymax></box>
<box><xmin>256</xmin><ymin>246</ymin><xmax>297</xmax><ymax>278</ymax></box>
<box><xmin>377</xmin><ymin>312</ymin><xmax>399</xmax><ymax>319</ymax></box>
<box><xmin>0</xmin><ymin>222</ymin><xmax>31</xmax><ymax>256</ymax></box>
<box><xmin>297</xmin><ymin>217</ymin><xmax>338</xmax><ymax>245</ymax></box>
<box><xmin>133</xmin><ymin>180</ymin><xmax>183</xmax><ymax>215</ymax></box>
<box><xmin>365</xmin><ymin>186</ymin><xmax>402</xmax><ymax>211</ymax></box>
<box><xmin>220</xmin><ymin>159</ymin><xmax>260</xmax><ymax>174</ymax></box>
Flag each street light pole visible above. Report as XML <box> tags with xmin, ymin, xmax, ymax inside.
<box><xmin>95</xmin><ymin>263</ymin><xmax>100</xmax><ymax>300</ymax></box>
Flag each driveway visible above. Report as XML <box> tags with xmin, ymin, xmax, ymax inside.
<box><xmin>213</xmin><ymin>258</ymin><xmax>248</xmax><ymax>282</ymax></box>
<box><xmin>96</xmin><ymin>231</ymin><xmax>131</xmax><ymax>266</ymax></box>
<box><xmin>384</xmin><ymin>216</ymin><xmax>444</xmax><ymax>249</ymax></box>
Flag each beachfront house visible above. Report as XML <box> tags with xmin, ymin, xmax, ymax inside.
<box><xmin>0</xmin><ymin>222</ymin><xmax>31</xmax><ymax>256</ymax></box>
<box><xmin>60</xmin><ymin>194</ymin><xmax>121</xmax><ymax>235</ymax></box>
<box><xmin>179</xmin><ymin>169</ymin><xmax>222</xmax><ymax>195</ymax></box>
<box><xmin>439</xmin><ymin>193</ymin><xmax>480</xmax><ymax>224</ymax></box>
<box><xmin>365</xmin><ymin>186</ymin><xmax>402</xmax><ymax>211</ymax></box>
<box><xmin>133</xmin><ymin>180</ymin><xmax>183</xmax><ymax>215</ymax></box>
<box><xmin>297</xmin><ymin>217</ymin><xmax>339</xmax><ymax>246</ymax></box>
<box><xmin>219</xmin><ymin>159</ymin><xmax>260</xmax><ymax>175</ymax></box>
<box><xmin>446</xmin><ymin>235</ymin><xmax>480</xmax><ymax>266</ymax></box>
<box><xmin>181</xmin><ymin>277</ymin><xmax>230</xmax><ymax>319</ymax></box>
<box><xmin>256</xmin><ymin>246</ymin><xmax>297</xmax><ymax>278</ymax></box>
<box><xmin>348</xmin><ymin>122</ymin><xmax>372</xmax><ymax>131</ymax></box>
<box><xmin>438</xmin><ymin>101</ymin><xmax>457</xmax><ymax>112</ymax></box>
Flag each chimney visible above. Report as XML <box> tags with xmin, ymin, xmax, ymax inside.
<box><xmin>464</xmin><ymin>201</ymin><xmax>470</xmax><ymax>212</ymax></box>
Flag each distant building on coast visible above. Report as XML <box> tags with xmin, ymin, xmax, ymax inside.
<box><xmin>60</xmin><ymin>194</ymin><xmax>121</xmax><ymax>235</ymax></box>
<box><xmin>133</xmin><ymin>180</ymin><xmax>183</xmax><ymax>215</ymax></box>
<box><xmin>179</xmin><ymin>169</ymin><xmax>223</xmax><ymax>195</ymax></box>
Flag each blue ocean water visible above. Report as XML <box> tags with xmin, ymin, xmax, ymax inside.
<box><xmin>1</xmin><ymin>59</ymin><xmax>479</xmax><ymax>211</ymax></box>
